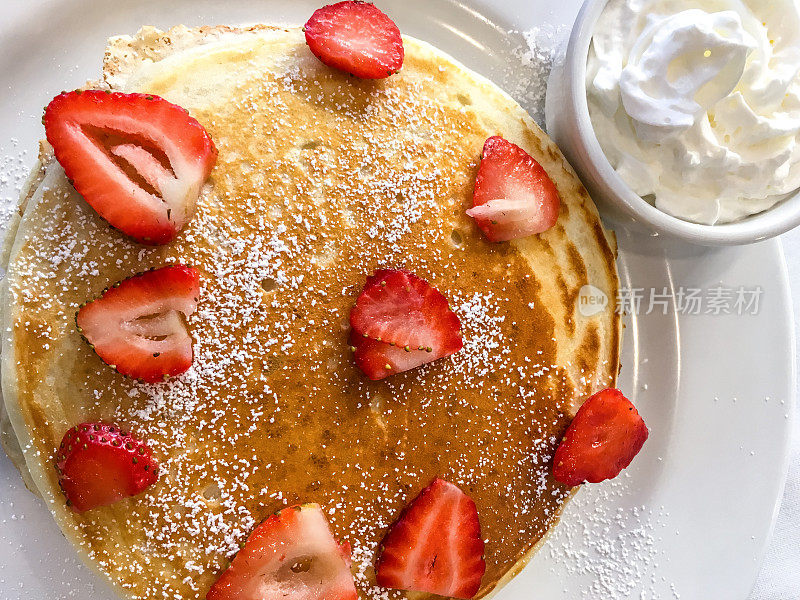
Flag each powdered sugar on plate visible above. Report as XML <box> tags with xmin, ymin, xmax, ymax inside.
<box><xmin>505</xmin><ymin>25</ymin><xmax>569</xmax><ymax>128</ymax></box>
<box><xmin>542</xmin><ymin>475</ymin><xmax>680</xmax><ymax>600</ymax></box>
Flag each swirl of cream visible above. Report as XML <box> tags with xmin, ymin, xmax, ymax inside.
<box><xmin>587</xmin><ymin>0</ymin><xmax>800</xmax><ymax>225</ymax></box>
<box><xmin>619</xmin><ymin>9</ymin><xmax>755</xmax><ymax>142</ymax></box>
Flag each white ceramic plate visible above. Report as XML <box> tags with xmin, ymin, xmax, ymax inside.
<box><xmin>0</xmin><ymin>1</ymin><xmax>794</xmax><ymax>599</ymax></box>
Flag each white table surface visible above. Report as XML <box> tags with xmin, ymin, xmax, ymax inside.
<box><xmin>749</xmin><ymin>231</ymin><xmax>800</xmax><ymax>600</ymax></box>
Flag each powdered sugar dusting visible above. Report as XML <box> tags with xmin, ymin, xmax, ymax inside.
<box><xmin>542</xmin><ymin>477</ymin><xmax>680</xmax><ymax>599</ymax></box>
<box><xmin>506</xmin><ymin>25</ymin><xmax>569</xmax><ymax>127</ymax></box>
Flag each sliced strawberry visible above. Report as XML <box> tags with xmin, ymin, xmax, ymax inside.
<box><xmin>349</xmin><ymin>269</ymin><xmax>461</xmax><ymax>381</ymax></box>
<box><xmin>76</xmin><ymin>265</ymin><xmax>200</xmax><ymax>383</ymax></box>
<box><xmin>553</xmin><ymin>388</ymin><xmax>649</xmax><ymax>486</ymax></box>
<box><xmin>376</xmin><ymin>478</ymin><xmax>486</xmax><ymax>599</ymax></box>
<box><xmin>466</xmin><ymin>136</ymin><xmax>560</xmax><ymax>242</ymax></box>
<box><xmin>44</xmin><ymin>90</ymin><xmax>217</xmax><ymax>245</ymax></box>
<box><xmin>304</xmin><ymin>1</ymin><xmax>404</xmax><ymax>79</ymax></box>
<box><xmin>55</xmin><ymin>422</ymin><xmax>158</xmax><ymax>512</ymax></box>
<box><xmin>207</xmin><ymin>504</ymin><xmax>357</xmax><ymax>600</ymax></box>
<box><xmin>339</xmin><ymin>540</ymin><xmax>353</xmax><ymax>567</ymax></box>
<box><xmin>349</xmin><ymin>330</ymin><xmax>435</xmax><ymax>380</ymax></box>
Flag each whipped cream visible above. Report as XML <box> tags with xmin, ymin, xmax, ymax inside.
<box><xmin>587</xmin><ymin>0</ymin><xmax>800</xmax><ymax>224</ymax></box>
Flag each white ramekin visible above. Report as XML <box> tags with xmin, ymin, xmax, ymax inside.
<box><xmin>545</xmin><ymin>0</ymin><xmax>800</xmax><ymax>246</ymax></box>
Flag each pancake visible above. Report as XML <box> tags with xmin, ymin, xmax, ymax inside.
<box><xmin>1</xmin><ymin>25</ymin><xmax>620</xmax><ymax>600</ymax></box>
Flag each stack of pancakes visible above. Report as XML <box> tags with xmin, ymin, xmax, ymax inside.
<box><xmin>0</xmin><ymin>25</ymin><xmax>620</xmax><ymax>600</ymax></box>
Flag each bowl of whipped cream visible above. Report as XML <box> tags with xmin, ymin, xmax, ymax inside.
<box><xmin>546</xmin><ymin>0</ymin><xmax>800</xmax><ymax>245</ymax></box>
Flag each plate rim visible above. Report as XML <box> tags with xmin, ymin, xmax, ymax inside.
<box><xmin>746</xmin><ymin>238</ymin><xmax>797</xmax><ymax>598</ymax></box>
